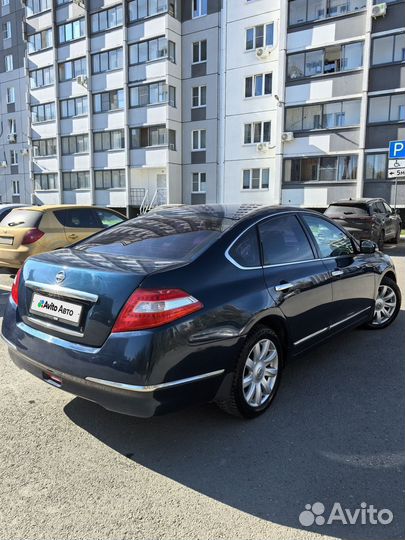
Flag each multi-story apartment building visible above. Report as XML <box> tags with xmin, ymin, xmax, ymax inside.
<box><xmin>0</xmin><ymin>0</ymin><xmax>30</xmax><ymax>204</ymax></box>
<box><xmin>25</xmin><ymin>0</ymin><xmax>405</xmax><ymax>215</ymax></box>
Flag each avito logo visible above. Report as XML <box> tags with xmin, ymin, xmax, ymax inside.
<box><xmin>37</xmin><ymin>299</ymin><xmax>45</xmax><ymax>308</ymax></box>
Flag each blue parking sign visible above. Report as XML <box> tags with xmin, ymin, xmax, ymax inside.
<box><xmin>389</xmin><ymin>140</ymin><xmax>405</xmax><ymax>159</ymax></box>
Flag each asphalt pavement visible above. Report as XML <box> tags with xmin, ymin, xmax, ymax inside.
<box><xmin>0</xmin><ymin>243</ymin><xmax>403</xmax><ymax>540</ymax></box>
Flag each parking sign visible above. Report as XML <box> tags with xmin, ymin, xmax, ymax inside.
<box><xmin>389</xmin><ymin>140</ymin><xmax>405</xmax><ymax>159</ymax></box>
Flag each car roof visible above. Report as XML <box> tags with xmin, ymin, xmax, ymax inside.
<box><xmin>8</xmin><ymin>205</ymin><xmax>115</xmax><ymax>212</ymax></box>
<box><xmin>330</xmin><ymin>198</ymin><xmax>382</xmax><ymax>205</ymax></box>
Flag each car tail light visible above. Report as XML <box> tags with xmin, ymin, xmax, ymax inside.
<box><xmin>112</xmin><ymin>289</ymin><xmax>204</xmax><ymax>333</ymax></box>
<box><xmin>22</xmin><ymin>228</ymin><xmax>44</xmax><ymax>245</ymax></box>
<box><xmin>11</xmin><ymin>267</ymin><xmax>23</xmax><ymax>305</ymax></box>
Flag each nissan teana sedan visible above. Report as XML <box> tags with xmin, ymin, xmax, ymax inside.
<box><xmin>2</xmin><ymin>205</ymin><xmax>401</xmax><ymax>419</ymax></box>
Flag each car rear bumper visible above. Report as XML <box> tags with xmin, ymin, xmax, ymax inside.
<box><xmin>0</xmin><ymin>247</ymin><xmax>29</xmax><ymax>268</ymax></box>
<box><xmin>2</xmin><ymin>299</ymin><xmax>237</xmax><ymax>417</ymax></box>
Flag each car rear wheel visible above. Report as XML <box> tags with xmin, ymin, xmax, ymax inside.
<box><xmin>216</xmin><ymin>326</ymin><xmax>283</xmax><ymax>418</ymax></box>
<box><xmin>390</xmin><ymin>226</ymin><xmax>401</xmax><ymax>244</ymax></box>
<box><xmin>366</xmin><ymin>277</ymin><xmax>401</xmax><ymax>330</ymax></box>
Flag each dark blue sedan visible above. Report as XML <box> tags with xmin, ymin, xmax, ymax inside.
<box><xmin>2</xmin><ymin>205</ymin><xmax>401</xmax><ymax>418</ymax></box>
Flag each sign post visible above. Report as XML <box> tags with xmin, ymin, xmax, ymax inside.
<box><xmin>388</xmin><ymin>140</ymin><xmax>405</xmax><ymax>210</ymax></box>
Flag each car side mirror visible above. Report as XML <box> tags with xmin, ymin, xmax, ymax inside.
<box><xmin>360</xmin><ymin>240</ymin><xmax>376</xmax><ymax>254</ymax></box>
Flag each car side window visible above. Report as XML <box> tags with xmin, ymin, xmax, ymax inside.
<box><xmin>228</xmin><ymin>227</ymin><xmax>261</xmax><ymax>268</ymax></box>
<box><xmin>303</xmin><ymin>215</ymin><xmax>354</xmax><ymax>258</ymax></box>
<box><xmin>95</xmin><ymin>209</ymin><xmax>125</xmax><ymax>228</ymax></box>
<box><xmin>383</xmin><ymin>202</ymin><xmax>393</xmax><ymax>214</ymax></box>
<box><xmin>258</xmin><ymin>214</ymin><xmax>314</xmax><ymax>266</ymax></box>
<box><xmin>56</xmin><ymin>209</ymin><xmax>99</xmax><ymax>228</ymax></box>
<box><xmin>376</xmin><ymin>202</ymin><xmax>386</xmax><ymax>214</ymax></box>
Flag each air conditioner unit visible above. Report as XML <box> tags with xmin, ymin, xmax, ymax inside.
<box><xmin>7</xmin><ymin>134</ymin><xmax>16</xmax><ymax>143</ymax></box>
<box><xmin>256</xmin><ymin>47</ymin><xmax>271</xmax><ymax>60</ymax></box>
<box><xmin>281</xmin><ymin>132</ymin><xmax>294</xmax><ymax>143</ymax></box>
<box><xmin>20</xmin><ymin>148</ymin><xmax>29</xmax><ymax>156</ymax></box>
<box><xmin>73</xmin><ymin>0</ymin><xmax>85</xmax><ymax>7</ymax></box>
<box><xmin>0</xmin><ymin>161</ymin><xmax>7</xmax><ymax>168</ymax></box>
<box><xmin>257</xmin><ymin>142</ymin><xmax>270</xmax><ymax>153</ymax></box>
<box><xmin>75</xmin><ymin>75</ymin><xmax>88</xmax><ymax>87</ymax></box>
<box><xmin>371</xmin><ymin>3</ymin><xmax>387</xmax><ymax>17</ymax></box>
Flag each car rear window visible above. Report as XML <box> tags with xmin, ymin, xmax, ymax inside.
<box><xmin>325</xmin><ymin>204</ymin><xmax>370</xmax><ymax>216</ymax></box>
<box><xmin>74</xmin><ymin>212</ymin><xmax>236</xmax><ymax>262</ymax></box>
<box><xmin>0</xmin><ymin>209</ymin><xmax>42</xmax><ymax>228</ymax></box>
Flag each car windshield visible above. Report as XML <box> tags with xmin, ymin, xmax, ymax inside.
<box><xmin>0</xmin><ymin>209</ymin><xmax>42</xmax><ymax>228</ymax></box>
<box><xmin>75</xmin><ymin>211</ymin><xmax>236</xmax><ymax>262</ymax></box>
<box><xmin>325</xmin><ymin>204</ymin><xmax>369</xmax><ymax>216</ymax></box>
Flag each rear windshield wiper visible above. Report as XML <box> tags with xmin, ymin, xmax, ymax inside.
<box><xmin>7</xmin><ymin>221</ymin><xmax>25</xmax><ymax>227</ymax></box>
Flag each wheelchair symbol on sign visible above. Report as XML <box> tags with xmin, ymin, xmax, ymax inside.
<box><xmin>394</xmin><ymin>160</ymin><xmax>401</xmax><ymax>167</ymax></box>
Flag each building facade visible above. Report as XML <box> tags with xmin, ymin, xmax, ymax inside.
<box><xmin>0</xmin><ymin>0</ymin><xmax>30</xmax><ymax>204</ymax></box>
<box><xmin>24</xmin><ymin>0</ymin><xmax>405</xmax><ymax>213</ymax></box>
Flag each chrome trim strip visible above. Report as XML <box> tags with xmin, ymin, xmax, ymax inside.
<box><xmin>275</xmin><ymin>282</ymin><xmax>294</xmax><ymax>292</ymax></box>
<box><xmin>25</xmin><ymin>280</ymin><xmax>98</xmax><ymax>303</ymax></box>
<box><xmin>85</xmin><ymin>369</ymin><xmax>225</xmax><ymax>393</ymax></box>
<box><xmin>17</xmin><ymin>321</ymin><xmax>100</xmax><ymax>353</ymax></box>
<box><xmin>294</xmin><ymin>327</ymin><xmax>329</xmax><ymax>346</ymax></box>
<box><xmin>329</xmin><ymin>306</ymin><xmax>372</xmax><ymax>329</ymax></box>
<box><xmin>26</xmin><ymin>316</ymin><xmax>84</xmax><ymax>338</ymax></box>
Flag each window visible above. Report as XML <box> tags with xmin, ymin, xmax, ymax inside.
<box><xmin>287</xmin><ymin>42</ymin><xmax>363</xmax><ymax>80</ymax></box>
<box><xmin>94</xmin><ymin>130</ymin><xmax>125</xmax><ymax>151</ymax></box>
<box><xmin>60</xmin><ymin>96</ymin><xmax>88</xmax><ymax>118</ymax></box>
<box><xmin>28</xmin><ymin>29</ymin><xmax>52</xmax><ymax>53</ymax></box>
<box><xmin>130</xmin><ymin>126</ymin><xmax>175</xmax><ymax>149</ymax></box>
<box><xmin>244</xmin><ymin>121</ymin><xmax>271</xmax><ymax>144</ymax></box>
<box><xmin>129</xmin><ymin>37</ymin><xmax>175</xmax><ymax>65</ymax></box>
<box><xmin>245</xmin><ymin>73</ymin><xmax>272</xmax><ymax>98</ymax></box>
<box><xmin>130</xmin><ymin>82</ymin><xmax>175</xmax><ymax>107</ymax></box>
<box><xmin>259</xmin><ymin>215</ymin><xmax>314</xmax><ymax>265</ymax></box>
<box><xmin>2</xmin><ymin>0</ymin><xmax>9</xmax><ymax>5</ymax></box>
<box><xmin>246</xmin><ymin>23</ymin><xmax>274</xmax><ymax>51</ymax></box>
<box><xmin>128</xmin><ymin>0</ymin><xmax>170</xmax><ymax>22</ymax></box>
<box><xmin>32</xmin><ymin>138</ymin><xmax>57</xmax><ymax>157</ymax></box>
<box><xmin>303</xmin><ymin>214</ymin><xmax>354</xmax><ymax>258</ymax></box>
<box><xmin>93</xmin><ymin>89</ymin><xmax>124</xmax><ymax>112</ymax></box>
<box><xmin>6</xmin><ymin>87</ymin><xmax>15</xmax><ymax>104</ymax></box>
<box><xmin>228</xmin><ymin>227</ymin><xmax>260</xmax><ymax>268</ymax></box>
<box><xmin>59</xmin><ymin>57</ymin><xmax>86</xmax><ymax>81</ymax></box>
<box><xmin>54</xmin><ymin>209</ymin><xmax>99</xmax><ymax>228</ymax></box>
<box><xmin>285</xmin><ymin>100</ymin><xmax>361</xmax><ymax>131</ymax></box>
<box><xmin>92</xmin><ymin>48</ymin><xmax>123</xmax><ymax>73</ymax></box>
<box><xmin>95</xmin><ymin>169</ymin><xmax>125</xmax><ymax>189</ymax></box>
<box><xmin>30</xmin><ymin>66</ymin><xmax>54</xmax><ymax>89</ymax></box>
<box><xmin>192</xmin><ymin>0</ymin><xmax>207</xmax><ymax>18</ymax></box>
<box><xmin>372</xmin><ymin>32</ymin><xmax>405</xmax><ymax>65</ymax></box>
<box><xmin>192</xmin><ymin>129</ymin><xmax>206</xmax><ymax>151</ymax></box>
<box><xmin>12</xmin><ymin>180</ymin><xmax>20</xmax><ymax>196</ymax></box>
<box><xmin>5</xmin><ymin>54</ymin><xmax>13</xmax><ymax>72</ymax></box>
<box><xmin>192</xmin><ymin>40</ymin><xmax>207</xmax><ymax>63</ymax></box>
<box><xmin>284</xmin><ymin>155</ymin><xmax>358</xmax><ymax>182</ymax></box>
<box><xmin>192</xmin><ymin>85</ymin><xmax>206</xmax><ymax>108</ymax></box>
<box><xmin>62</xmin><ymin>171</ymin><xmax>90</xmax><ymax>190</ymax></box>
<box><xmin>95</xmin><ymin>209</ymin><xmax>124</xmax><ymax>228</ymax></box>
<box><xmin>242</xmin><ymin>168</ymin><xmax>270</xmax><ymax>190</ymax></box>
<box><xmin>192</xmin><ymin>172</ymin><xmax>206</xmax><ymax>192</ymax></box>
<box><xmin>10</xmin><ymin>150</ymin><xmax>18</xmax><ymax>165</ymax></box>
<box><xmin>3</xmin><ymin>21</ymin><xmax>11</xmax><ymax>39</ymax></box>
<box><xmin>61</xmin><ymin>134</ymin><xmax>89</xmax><ymax>155</ymax></box>
<box><xmin>91</xmin><ymin>5</ymin><xmax>123</xmax><ymax>33</ymax></box>
<box><xmin>34</xmin><ymin>173</ymin><xmax>57</xmax><ymax>190</ymax></box>
<box><xmin>288</xmin><ymin>0</ymin><xmax>366</xmax><ymax>26</ymax></box>
<box><xmin>58</xmin><ymin>19</ymin><xmax>85</xmax><ymax>44</ymax></box>
<box><xmin>369</xmin><ymin>94</ymin><xmax>405</xmax><ymax>123</ymax></box>
<box><xmin>365</xmin><ymin>153</ymin><xmax>387</xmax><ymax>180</ymax></box>
<box><xmin>27</xmin><ymin>0</ymin><xmax>51</xmax><ymax>16</ymax></box>
<box><xmin>31</xmin><ymin>102</ymin><xmax>55</xmax><ymax>123</ymax></box>
<box><xmin>8</xmin><ymin>119</ymin><xmax>16</xmax><ymax>134</ymax></box>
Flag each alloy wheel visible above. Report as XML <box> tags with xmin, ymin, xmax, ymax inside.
<box><xmin>372</xmin><ymin>285</ymin><xmax>397</xmax><ymax>326</ymax></box>
<box><xmin>242</xmin><ymin>339</ymin><xmax>279</xmax><ymax>407</ymax></box>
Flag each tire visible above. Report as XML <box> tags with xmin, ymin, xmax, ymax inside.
<box><xmin>378</xmin><ymin>230</ymin><xmax>385</xmax><ymax>251</ymax></box>
<box><xmin>391</xmin><ymin>226</ymin><xmax>401</xmax><ymax>245</ymax></box>
<box><xmin>365</xmin><ymin>276</ymin><xmax>401</xmax><ymax>330</ymax></box>
<box><xmin>216</xmin><ymin>325</ymin><xmax>283</xmax><ymax>419</ymax></box>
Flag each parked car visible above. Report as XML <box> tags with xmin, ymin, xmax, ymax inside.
<box><xmin>2</xmin><ymin>205</ymin><xmax>401</xmax><ymax>419</ymax></box>
<box><xmin>324</xmin><ymin>198</ymin><xmax>402</xmax><ymax>250</ymax></box>
<box><xmin>0</xmin><ymin>205</ymin><xmax>126</xmax><ymax>269</ymax></box>
<box><xmin>0</xmin><ymin>204</ymin><xmax>27</xmax><ymax>223</ymax></box>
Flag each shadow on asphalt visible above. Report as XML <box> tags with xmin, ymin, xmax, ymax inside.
<box><xmin>65</xmin><ymin>306</ymin><xmax>405</xmax><ymax>540</ymax></box>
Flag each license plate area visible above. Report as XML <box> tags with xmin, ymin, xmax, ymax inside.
<box><xmin>30</xmin><ymin>292</ymin><xmax>83</xmax><ymax>327</ymax></box>
<box><xmin>0</xmin><ymin>236</ymin><xmax>13</xmax><ymax>245</ymax></box>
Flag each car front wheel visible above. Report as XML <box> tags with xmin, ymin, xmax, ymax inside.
<box><xmin>217</xmin><ymin>326</ymin><xmax>283</xmax><ymax>418</ymax></box>
<box><xmin>366</xmin><ymin>277</ymin><xmax>401</xmax><ymax>330</ymax></box>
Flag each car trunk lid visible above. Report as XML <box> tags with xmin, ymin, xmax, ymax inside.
<box><xmin>0</xmin><ymin>209</ymin><xmax>43</xmax><ymax>250</ymax></box>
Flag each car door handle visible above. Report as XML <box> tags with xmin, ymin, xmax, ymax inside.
<box><xmin>331</xmin><ymin>270</ymin><xmax>344</xmax><ymax>277</ymax></box>
<box><xmin>275</xmin><ymin>283</ymin><xmax>294</xmax><ymax>292</ymax></box>
<box><xmin>68</xmin><ymin>233</ymin><xmax>78</xmax><ymax>239</ymax></box>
